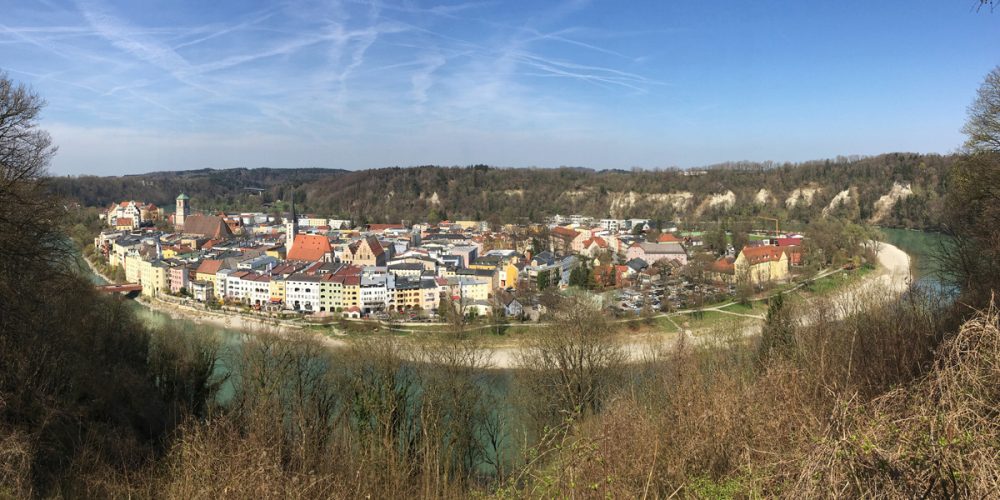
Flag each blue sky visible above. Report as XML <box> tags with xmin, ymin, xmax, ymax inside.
<box><xmin>1</xmin><ymin>0</ymin><xmax>997</xmax><ymax>175</ymax></box>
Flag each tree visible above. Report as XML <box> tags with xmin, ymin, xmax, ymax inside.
<box><xmin>758</xmin><ymin>293</ymin><xmax>796</xmax><ymax>362</ymax></box>
<box><xmin>516</xmin><ymin>296</ymin><xmax>626</xmax><ymax>427</ymax></box>
<box><xmin>731</xmin><ymin>220</ymin><xmax>751</xmax><ymax>254</ymax></box>
<box><xmin>962</xmin><ymin>66</ymin><xmax>1000</xmax><ymax>153</ymax></box>
<box><xmin>568</xmin><ymin>263</ymin><xmax>591</xmax><ymax>288</ymax></box>
<box><xmin>536</xmin><ymin>269</ymin><xmax>552</xmax><ymax>290</ymax></box>
<box><xmin>706</xmin><ymin>225</ymin><xmax>728</xmax><ymax>255</ymax></box>
<box><xmin>944</xmin><ymin>66</ymin><xmax>1000</xmax><ymax>310</ymax></box>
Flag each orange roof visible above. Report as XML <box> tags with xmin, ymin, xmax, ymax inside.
<box><xmin>657</xmin><ymin>233</ymin><xmax>681</xmax><ymax>243</ymax></box>
<box><xmin>583</xmin><ymin>236</ymin><xmax>608</xmax><ymax>248</ymax></box>
<box><xmin>196</xmin><ymin>259</ymin><xmax>223</xmax><ymax>275</ymax></box>
<box><xmin>368</xmin><ymin>223</ymin><xmax>404</xmax><ymax>232</ymax></box>
<box><xmin>740</xmin><ymin>245</ymin><xmax>786</xmax><ymax>265</ymax></box>
<box><xmin>288</xmin><ymin>234</ymin><xmax>332</xmax><ymax>261</ymax></box>
<box><xmin>551</xmin><ymin>226</ymin><xmax>580</xmax><ymax>239</ymax></box>
<box><xmin>711</xmin><ymin>256</ymin><xmax>735</xmax><ymax>274</ymax></box>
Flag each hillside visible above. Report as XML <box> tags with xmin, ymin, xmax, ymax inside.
<box><xmin>49</xmin><ymin>167</ymin><xmax>348</xmax><ymax>212</ymax></box>
<box><xmin>52</xmin><ymin>153</ymin><xmax>953</xmax><ymax>229</ymax></box>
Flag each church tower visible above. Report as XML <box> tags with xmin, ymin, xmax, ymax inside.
<box><xmin>175</xmin><ymin>193</ymin><xmax>190</xmax><ymax>229</ymax></box>
<box><xmin>285</xmin><ymin>192</ymin><xmax>298</xmax><ymax>255</ymax></box>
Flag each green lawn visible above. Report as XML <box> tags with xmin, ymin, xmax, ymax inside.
<box><xmin>653</xmin><ymin>316</ymin><xmax>680</xmax><ymax>332</ymax></box>
<box><xmin>678</xmin><ymin>309</ymin><xmax>747</xmax><ymax>330</ymax></box>
<box><xmin>806</xmin><ymin>266</ymin><xmax>874</xmax><ymax>295</ymax></box>
<box><xmin>720</xmin><ymin>301</ymin><xmax>766</xmax><ymax>314</ymax></box>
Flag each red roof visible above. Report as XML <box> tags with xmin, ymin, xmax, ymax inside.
<box><xmin>657</xmin><ymin>233</ymin><xmax>681</xmax><ymax>243</ymax></box>
<box><xmin>711</xmin><ymin>256</ymin><xmax>736</xmax><ymax>274</ymax></box>
<box><xmin>333</xmin><ymin>264</ymin><xmax>362</xmax><ymax>277</ymax></box>
<box><xmin>196</xmin><ymin>259</ymin><xmax>223</xmax><ymax>275</ymax></box>
<box><xmin>288</xmin><ymin>234</ymin><xmax>332</xmax><ymax>261</ymax></box>
<box><xmin>116</xmin><ymin>217</ymin><xmax>133</xmax><ymax>226</ymax></box>
<box><xmin>583</xmin><ymin>236</ymin><xmax>608</xmax><ymax>248</ymax></box>
<box><xmin>551</xmin><ymin>226</ymin><xmax>580</xmax><ymax>239</ymax></box>
<box><xmin>367</xmin><ymin>236</ymin><xmax>385</xmax><ymax>257</ymax></box>
<box><xmin>740</xmin><ymin>246</ymin><xmax>787</xmax><ymax>265</ymax></box>
<box><xmin>367</xmin><ymin>223</ymin><xmax>404</xmax><ymax>232</ymax></box>
<box><xmin>775</xmin><ymin>237</ymin><xmax>802</xmax><ymax>247</ymax></box>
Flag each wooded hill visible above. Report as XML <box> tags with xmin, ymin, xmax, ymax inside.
<box><xmin>52</xmin><ymin>153</ymin><xmax>953</xmax><ymax>229</ymax></box>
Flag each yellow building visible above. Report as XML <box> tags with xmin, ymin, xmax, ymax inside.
<box><xmin>734</xmin><ymin>246</ymin><xmax>790</xmax><ymax>284</ymax></box>
<box><xmin>265</xmin><ymin>246</ymin><xmax>285</xmax><ymax>260</ymax></box>
<box><xmin>269</xmin><ymin>277</ymin><xmax>286</xmax><ymax>304</ymax></box>
<box><xmin>195</xmin><ymin>259</ymin><xmax>224</xmax><ymax>289</ymax></box>
<box><xmin>498</xmin><ymin>262</ymin><xmax>520</xmax><ymax>289</ymax></box>
<box><xmin>318</xmin><ymin>274</ymin><xmax>361</xmax><ymax>311</ymax></box>
<box><xmin>139</xmin><ymin>260</ymin><xmax>168</xmax><ymax>297</ymax></box>
<box><xmin>124</xmin><ymin>254</ymin><xmax>141</xmax><ymax>283</ymax></box>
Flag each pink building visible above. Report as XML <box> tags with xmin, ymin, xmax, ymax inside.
<box><xmin>626</xmin><ymin>242</ymin><xmax>688</xmax><ymax>266</ymax></box>
<box><xmin>169</xmin><ymin>265</ymin><xmax>190</xmax><ymax>294</ymax></box>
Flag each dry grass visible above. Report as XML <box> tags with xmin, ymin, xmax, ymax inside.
<box><xmin>505</xmin><ymin>286</ymin><xmax>982</xmax><ymax>498</ymax></box>
<box><xmin>792</xmin><ymin>300</ymin><xmax>1000</xmax><ymax>497</ymax></box>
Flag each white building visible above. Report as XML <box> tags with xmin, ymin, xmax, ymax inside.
<box><xmin>600</xmin><ymin>219</ymin><xmax>625</xmax><ymax>233</ymax></box>
<box><xmin>191</xmin><ymin>280</ymin><xmax>213</xmax><ymax>302</ymax></box>
<box><xmin>360</xmin><ymin>274</ymin><xmax>391</xmax><ymax>313</ymax></box>
<box><xmin>285</xmin><ymin>274</ymin><xmax>322</xmax><ymax>312</ymax></box>
<box><xmin>225</xmin><ymin>271</ymin><xmax>271</xmax><ymax>306</ymax></box>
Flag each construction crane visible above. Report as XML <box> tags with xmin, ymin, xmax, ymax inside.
<box><xmin>758</xmin><ymin>217</ymin><xmax>780</xmax><ymax>235</ymax></box>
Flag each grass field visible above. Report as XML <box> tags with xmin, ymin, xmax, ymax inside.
<box><xmin>720</xmin><ymin>301</ymin><xmax>766</xmax><ymax>314</ymax></box>
<box><xmin>806</xmin><ymin>266</ymin><xmax>874</xmax><ymax>295</ymax></box>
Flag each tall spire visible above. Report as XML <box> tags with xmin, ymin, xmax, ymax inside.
<box><xmin>285</xmin><ymin>188</ymin><xmax>298</xmax><ymax>255</ymax></box>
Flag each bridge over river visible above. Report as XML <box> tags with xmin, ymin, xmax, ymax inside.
<box><xmin>95</xmin><ymin>283</ymin><xmax>142</xmax><ymax>295</ymax></box>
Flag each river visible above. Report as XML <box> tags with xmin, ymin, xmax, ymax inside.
<box><xmin>879</xmin><ymin>227</ymin><xmax>955</xmax><ymax>294</ymax></box>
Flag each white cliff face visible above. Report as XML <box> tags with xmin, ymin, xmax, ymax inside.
<box><xmin>822</xmin><ymin>189</ymin><xmax>853</xmax><ymax>217</ymax></box>
<box><xmin>606</xmin><ymin>191</ymin><xmax>693</xmax><ymax>217</ymax></box>
<box><xmin>755</xmin><ymin>188</ymin><xmax>770</xmax><ymax>205</ymax></box>
<box><xmin>695</xmin><ymin>190</ymin><xmax>736</xmax><ymax>215</ymax></box>
<box><xmin>786</xmin><ymin>186</ymin><xmax>821</xmax><ymax>208</ymax></box>
<box><xmin>871</xmin><ymin>182</ymin><xmax>914</xmax><ymax>222</ymax></box>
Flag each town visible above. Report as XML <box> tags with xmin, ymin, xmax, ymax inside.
<box><xmin>92</xmin><ymin>192</ymin><xmax>809</xmax><ymax>324</ymax></box>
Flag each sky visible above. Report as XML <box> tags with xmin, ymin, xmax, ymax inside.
<box><xmin>1</xmin><ymin>0</ymin><xmax>998</xmax><ymax>176</ymax></box>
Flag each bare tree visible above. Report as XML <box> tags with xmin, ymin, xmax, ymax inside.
<box><xmin>962</xmin><ymin>66</ymin><xmax>1000</xmax><ymax>153</ymax></box>
<box><xmin>516</xmin><ymin>295</ymin><xmax>627</xmax><ymax>427</ymax></box>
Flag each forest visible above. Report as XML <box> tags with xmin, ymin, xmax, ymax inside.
<box><xmin>51</xmin><ymin>153</ymin><xmax>953</xmax><ymax>230</ymax></box>
<box><xmin>3</xmin><ymin>68</ymin><xmax>1000</xmax><ymax>498</ymax></box>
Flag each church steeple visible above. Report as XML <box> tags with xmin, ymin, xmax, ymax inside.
<box><xmin>285</xmin><ymin>190</ymin><xmax>298</xmax><ymax>255</ymax></box>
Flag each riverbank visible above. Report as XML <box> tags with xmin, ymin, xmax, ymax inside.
<box><xmin>81</xmin><ymin>252</ymin><xmax>350</xmax><ymax>349</ymax></box>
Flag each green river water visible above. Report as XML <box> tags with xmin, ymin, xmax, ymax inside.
<box><xmin>879</xmin><ymin>227</ymin><xmax>954</xmax><ymax>292</ymax></box>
